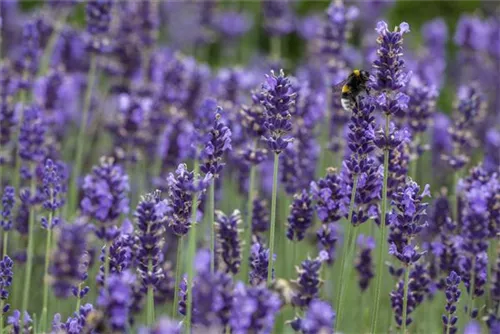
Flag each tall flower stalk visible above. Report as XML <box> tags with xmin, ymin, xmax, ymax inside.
<box><xmin>40</xmin><ymin>159</ymin><xmax>65</xmax><ymax>332</ymax></box>
<box><xmin>335</xmin><ymin>97</ymin><xmax>379</xmax><ymax>330</ymax></box>
<box><xmin>260</xmin><ymin>69</ymin><xmax>296</xmax><ymax>285</ymax></box>
<box><xmin>370</xmin><ymin>21</ymin><xmax>411</xmax><ymax>333</ymax></box>
<box><xmin>69</xmin><ymin>0</ymin><xmax>113</xmax><ymax>214</ymax></box>
<box><xmin>200</xmin><ymin>109</ymin><xmax>232</xmax><ymax>273</ymax></box>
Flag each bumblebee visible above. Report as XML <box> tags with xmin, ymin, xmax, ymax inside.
<box><xmin>334</xmin><ymin>69</ymin><xmax>371</xmax><ymax>111</ymax></box>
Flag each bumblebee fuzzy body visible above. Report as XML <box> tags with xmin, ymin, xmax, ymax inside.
<box><xmin>338</xmin><ymin>69</ymin><xmax>370</xmax><ymax>111</ymax></box>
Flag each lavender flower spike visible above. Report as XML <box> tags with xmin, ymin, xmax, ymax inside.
<box><xmin>443</xmin><ymin>271</ymin><xmax>461</xmax><ymax>334</ymax></box>
<box><xmin>1</xmin><ymin>186</ymin><xmax>15</xmax><ymax>232</ymax></box>
<box><xmin>291</xmin><ymin>299</ymin><xmax>335</xmax><ymax>334</ymax></box>
<box><xmin>249</xmin><ymin>241</ymin><xmax>274</xmax><ymax>286</ymax></box>
<box><xmin>166</xmin><ymin>163</ymin><xmax>212</xmax><ymax>236</ymax></box>
<box><xmin>260</xmin><ymin>69</ymin><xmax>296</xmax><ymax>154</ymax></box>
<box><xmin>291</xmin><ymin>251</ymin><xmax>328</xmax><ymax>308</ymax></box>
<box><xmin>215</xmin><ymin>209</ymin><xmax>242</xmax><ymax>275</ymax></box>
<box><xmin>200</xmin><ymin>110</ymin><xmax>232</xmax><ymax>177</ymax></box>
<box><xmin>81</xmin><ymin>157</ymin><xmax>130</xmax><ymax>241</ymax></box>
<box><xmin>0</xmin><ymin>256</ymin><xmax>13</xmax><ymax>314</ymax></box>
<box><xmin>287</xmin><ymin>189</ymin><xmax>314</xmax><ymax>242</ymax></box>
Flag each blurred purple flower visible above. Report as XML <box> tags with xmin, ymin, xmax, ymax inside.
<box><xmin>215</xmin><ymin>210</ymin><xmax>242</xmax><ymax>275</ymax></box>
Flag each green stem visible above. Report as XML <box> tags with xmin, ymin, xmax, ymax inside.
<box><xmin>209</xmin><ymin>180</ymin><xmax>215</xmax><ymax>274</ymax></box>
<box><xmin>0</xmin><ymin>300</ymin><xmax>3</xmax><ymax>333</ymax></box>
<box><xmin>12</xmin><ymin>90</ymin><xmax>27</xmax><ymax>193</ymax></box>
<box><xmin>104</xmin><ymin>241</ymin><xmax>110</xmax><ymax>284</ymax></box>
<box><xmin>185</xmin><ymin>160</ymin><xmax>200</xmax><ymax>332</ymax></box>
<box><xmin>317</xmin><ymin>91</ymin><xmax>332</xmax><ymax>178</ymax></box>
<box><xmin>271</xmin><ymin>37</ymin><xmax>281</xmax><ymax>60</ymax></box>
<box><xmin>409</xmin><ymin>134</ymin><xmax>420</xmax><ymax>182</ymax></box>
<box><xmin>452</xmin><ymin>171</ymin><xmax>459</xmax><ymax>223</ymax></box>
<box><xmin>267</xmin><ymin>153</ymin><xmax>279</xmax><ymax>285</ymax></box>
<box><xmin>370</xmin><ymin>114</ymin><xmax>391</xmax><ymax>334</ymax></box>
<box><xmin>334</xmin><ymin>175</ymin><xmax>359</xmax><ymax>331</ymax></box>
<box><xmin>445</xmin><ymin>310</ymin><xmax>452</xmax><ymax>334</ymax></box>
<box><xmin>22</xmin><ymin>163</ymin><xmax>36</xmax><ymax>319</ymax></box>
<box><xmin>39</xmin><ymin>11</ymin><xmax>70</xmax><ymax>76</ymax></box>
<box><xmin>40</xmin><ymin>211</ymin><xmax>53</xmax><ymax>333</ymax></box>
<box><xmin>402</xmin><ymin>264</ymin><xmax>411</xmax><ymax>334</ymax></box>
<box><xmin>75</xmin><ymin>283</ymin><xmax>82</xmax><ymax>313</ymax></box>
<box><xmin>68</xmin><ymin>54</ymin><xmax>97</xmax><ymax>215</ymax></box>
<box><xmin>172</xmin><ymin>236</ymin><xmax>183</xmax><ymax>318</ymax></box>
<box><xmin>241</xmin><ymin>154</ymin><xmax>257</xmax><ymax>283</ymax></box>
<box><xmin>467</xmin><ymin>255</ymin><xmax>477</xmax><ymax>318</ymax></box>
<box><xmin>2</xmin><ymin>232</ymin><xmax>7</xmax><ymax>257</ymax></box>
<box><xmin>147</xmin><ymin>259</ymin><xmax>155</xmax><ymax>325</ymax></box>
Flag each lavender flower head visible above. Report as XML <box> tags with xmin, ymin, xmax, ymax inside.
<box><xmin>19</xmin><ymin>104</ymin><xmax>46</xmax><ymax>164</ymax></box>
<box><xmin>310</xmin><ymin>168</ymin><xmax>344</xmax><ymax>224</ymax></box>
<box><xmin>291</xmin><ymin>251</ymin><xmax>328</xmax><ymax>308</ymax></box>
<box><xmin>200</xmin><ymin>110</ymin><xmax>232</xmax><ymax>177</ymax></box>
<box><xmin>15</xmin><ymin>21</ymin><xmax>40</xmax><ymax>89</ymax></box>
<box><xmin>442</xmin><ymin>271</ymin><xmax>461</xmax><ymax>334</ymax></box>
<box><xmin>388</xmin><ymin>179</ymin><xmax>430</xmax><ymax>265</ymax></box>
<box><xmin>86</xmin><ymin>0</ymin><xmax>113</xmax><ymax>52</ymax></box>
<box><xmin>41</xmin><ymin>159</ymin><xmax>65</xmax><ymax>213</ymax></box>
<box><xmin>252</xmin><ymin>197</ymin><xmax>270</xmax><ymax>234</ymax></box>
<box><xmin>97</xmin><ymin>271</ymin><xmax>135</xmax><ymax>332</ymax></box>
<box><xmin>372</xmin><ymin>21</ymin><xmax>411</xmax><ymax>94</ymax></box>
<box><xmin>50</xmin><ymin>222</ymin><xmax>89</xmax><ymax>298</ymax></box>
<box><xmin>287</xmin><ymin>189</ymin><xmax>314</xmax><ymax>242</ymax></box>
<box><xmin>249</xmin><ymin>241</ymin><xmax>274</xmax><ymax>286</ymax></box>
<box><xmin>262</xmin><ymin>0</ymin><xmax>294</xmax><ymax>36</ymax></box>
<box><xmin>135</xmin><ymin>190</ymin><xmax>168</xmax><ymax>290</ymax></box>
<box><xmin>7</xmin><ymin>310</ymin><xmax>32</xmax><ymax>334</ymax></box>
<box><xmin>166</xmin><ymin>163</ymin><xmax>212</xmax><ymax>236</ymax></box>
<box><xmin>291</xmin><ymin>299</ymin><xmax>335</xmax><ymax>334</ymax></box>
<box><xmin>260</xmin><ymin>69</ymin><xmax>296</xmax><ymax>154</ymax></box>
<box><xmin>229</xmin><ymin>282</ymin><xmax>281</xmax><ymax>334</ymax></box>
<box><xmin>0</xmin><ymin>256</ymin><xmax>13</xmax><ymax>314</ymax></box>
<box><xmin>81</xmin><ymin>157</ymin><xmax>130</xmax><ymax>241</ymax></box>
<box><xmin>316</xmin><ymin>223</ymin><xmax>339</xmax><ymax>265</ymax></box>
<box><xmin>215</xmin><ymin>209</ymin><xmax>242</xmax><ymax>275</ymax></box>
<box><xmin>140</xmin><ymin>317</ymin><xmax>182</xmax><ymax>334</ymax></box>
<box><xmin>356</xmin><ymin>235</ymin><xmax>375</xmax><ymax>292</ymax></box>
<box><xmin>1</xmin><ymin>186</ymin><xmax>15</xmax><ymax>231</ymax></box>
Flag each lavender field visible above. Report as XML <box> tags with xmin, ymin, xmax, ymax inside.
<box><xmin>0</xmin><ymin>0</ymin><xmax>499</xmax><ymax>333</ymax></box>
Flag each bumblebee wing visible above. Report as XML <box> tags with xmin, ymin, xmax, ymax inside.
<box><xmin>332</xmin><ymin>79</ymin><xmax>348</xmax><ymax>91</ymax></box>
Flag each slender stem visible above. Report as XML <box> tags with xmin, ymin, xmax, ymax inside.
<box><xmin>22</xmin><ymin>164</ymin><xmax>36</xmax><ymax>319</ymax></box>
<box><xmin>467</xmin><ymin>255</ymin><xmax>477</xmax><ymax>318</ymax></box>
<box><xmin>209</xmin><ymin>180</ymin><xmax>215</xmax><ymax>274</ymax></box>
<box><xmin>402</xmin><ymin>264</ymin><xmax>411</xmax><ymax>334</ymax></box>
<box><xmin>12</xmin><ymin>90</ymin><xmax>27</xmax><ymax>193</ymax></box>
<box><xmin>41</xmin><ymin>211</ymin><xmax>53</xmax><ymax>333</ymax></box>
<box><xmin>445</xmin><ymin>310</ymin><xmax>452</xmax><ymax>334</ymax></box>
<box><xmin>317</xmin><ymin>90</ymin><xmax>332</xmax><ymax>178</ymax></box>
<box><xmin>0</xmin><ymin>300</ymin><xmax>3</xmax><ymax>333</ymax></box>
<box><xmin>2</xmin><ymin>231</ymin><xmax>7</xmax><ymax>257</ymax></box>
<box><xmin>267</xmin><ymin>153</ymin><xmax>279</xmax><ymax>285</ymax></box>
<box><xmin>409</xmin><ymin>134</ymin><xmax>420</xmax><ymax>182</ymax></box>
<box><xmin>185</xmin><ymin>160</ymin><xmax>200</xmax><ymax>332</ymax></box>
<box><xmin>75</xmin><ymin>283</ymin><xmax>82</xmax><ymax>313</ymax></box>
<box><xmin>39</xmin><ymin>10</ymin><xmax>70</xmax><ymax>76</ymax></box>
<box><xmin>146</xmin><ymin>259</ymin><xmax>155</xmax><ymax>326</ymax></box>
<box><xmin>241</xmin><ymin>158</ymin><xmax>257</xmax><ymax>283</ymax></box>
<box><xmin>271</xmin><ymin>36</ymin><xmax>281</xmax><ymax>60</ymax></box>
<box><xmin>68</xmin><ymin>54</ymin><xmax>97</xmax><ymax>215</ymax></box>
<box><xmin>172</xmin><ymin>236</ymin><xmax>183</xmax><ymax>318</ymax></box>
<box><xmin>335</xmin><ymin>175</ymin><xmax>359</xmax><ymax>331</ymax></box>
<box><xmin>370</xmin><ymin>114</ymin><xmax>391</xmax><ymax>333</ymax></box>
<box><xmin>104</xmin><ymin>241</ymin><xmax>110</xmax><ymax>284</ymax></box>
<box><xmin>452</xmin><ymin>171</ymin><xmax>459</xmax><ymax>223</ymax></box>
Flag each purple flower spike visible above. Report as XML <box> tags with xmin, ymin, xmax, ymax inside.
<box><xmin>262</xmin><ymin>0</ymin><xmax>294</xmax><ymax>36</ymax></box>
<box><xmin>287</xmin><ymin>189</ymin><xmax>314</xmax><ymax>242</ymax></box>
<box><xmin>0</xmin><ymin>256</ymin><xmax>13</xmax><ymax>314</ymax></box>
<box><xmin>442</xmin><ymin>271</ymin><xmax>461</xmax><ymax>334</ymax></box>
<box><xmin>260</xmin><ymin>69</ymin><xmax>296</xmax><ymax>154</ymax></box>
<box><xmin>135</xmin><ymin>190</ymin><xmax>168</xmax><ymax>290</ymax></box>
<box><xmin>166</xmin><ymin>163</ymin><xmax>212</xmax><ymax>236</ymax></box>
<box><xmin>252</xmin><ymin>197</ymin><xmax>270</xmax><ymax>234</ymax></box>
<box><xmin>42</xmin><ymin>159</ymin><xmax>65</xmax><ymax>213</ymax></box>
<box><xmin>310</xmin><ymin>168</ymin><xmax>344</xmax><ymax>225</ymax></box>
<box><xmin>200</xmin><ymin>110</ymin><xmax>232</xmax><ymax>177</ymax></box>
<box><xmin>316</xmin><ymin>223</ymin><xmax>339</xmax><ymax>266</ymax></box>
<box><xmin>356</xmin><ymin>235</ymin><xmax>375</xmax><ymax>292</ymax></box>
<box><xmin>230</xmin><ymin>282</ymin><xmax>281</xmax><ymax>334</ymax></box>
<box><xmin>86</xmin><ymin>0</ymin><xmax>113</xmax><ymax>52</ymax></box>
<box><xmin>291</xmin><ymin>252</ymin><xmax>327</xmax><ymax>308</ymax></box>
<box><xmin>372</xmin><ymin>21</ymin><xmax>411</xmax><ymax>93</ymax></box>
<box><xmin>292</xmin><ymin>299</ymin><xmax>335</xmax><ymax>334</ymax></box>
<box><xmin>215</xmin><ymin>209</ymin><xmax>242</xmax><ymax>275</ymax></box>
<box><xmin>19</xmin><ymin>104</ymin><xmax>46</xmax><ymax>164</ymax></box>
<box><xmin>81</xmin><ymin>157</ymin><xmax>130</xmax><ymax>241</ymax></box>
<box><xmin>15</xmin><ymin>21</ymin><xmax>40</xmax><ymax>89</ymax></box>
<box><xmin>97</xmin><ymin>271</ymin><xmax>135</xmax><ymax>332</ymax></box>
<box><xmin>1</xmin><ymin>186</ymin><xmax>15</xmax><ymax>232</ymax></box>
<box><xmin>7</xmin><ymin>310</ymin><xmax>32</xmax><ymax>334</ymax></box>
<box><xmin>249</xmin><ymin>241</ymin><xmax>274</xmax><ymax>286</ymax></box>
<box><xmin>50</xmin><ymin>222</ymin><xmax>89</xmax><ymax>298</ymax></box>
